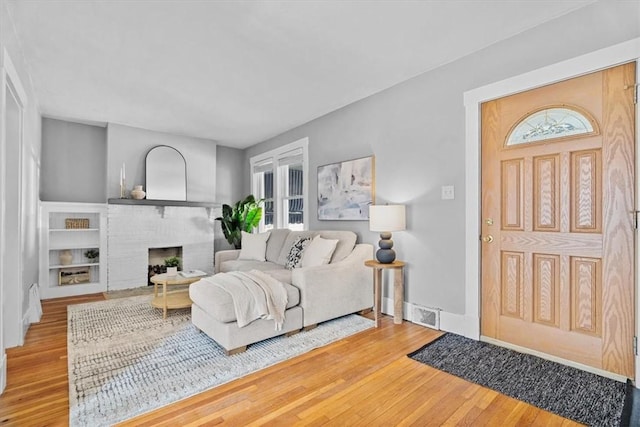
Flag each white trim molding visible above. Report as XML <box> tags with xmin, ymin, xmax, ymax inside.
<box><xmin>635</xmin><ymin>52</ymin><xmax>640</xmax><ymax>385</ymax></box>
<box><xmin>381</xmin><ymin>296</ymin><xmax>468</xmax><ymax>336</ymax></box>
<box><xmin>1</xmin><ymin>48</ymin><xmax>28</xmax><ymax>108</ymax></box>
<box><xmin>0</xmin><ymin>353</ymin><xmax>6</xmax><ymax>393</ymax></box>
<box><xmin>464</xmin><ymin>38</ymin><xmax>640</xmax><ymax>380</ymax></box>
<box><xmin>250</xmin><ymin>137</ymin><xmax>309</xmax><ymax>231</ymax></box>
<box><xmin>1</xmin><ymin>47</ymin><xmax>29</xmax><ymax>393</ymax></box>
<box><xmin>21</xmin><ymin>312</ymin><xmax>30</xmax><ymax>338</ymax></box>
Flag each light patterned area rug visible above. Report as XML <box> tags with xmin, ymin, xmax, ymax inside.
<box><xmin>68</xmin><ymin>295</ymin><xmax>373</xmax><ymax>426</ymax></box>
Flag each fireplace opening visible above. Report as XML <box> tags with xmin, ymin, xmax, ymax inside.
<box><xmin>148</xmin><ymin>246</ymin><xmax>183</xmax><ymax>285</ymax></box>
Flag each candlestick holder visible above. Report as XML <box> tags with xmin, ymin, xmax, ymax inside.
<box><xmin>120</xmin><ymin>178</ymin><xmax>126</xmax><ymax>198</ymax></box>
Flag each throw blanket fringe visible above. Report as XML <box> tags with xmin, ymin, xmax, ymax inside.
<box><xmin>202</xmin><ymin>270</ymin><xmax>288</xmax><ymax>330</ymax></box>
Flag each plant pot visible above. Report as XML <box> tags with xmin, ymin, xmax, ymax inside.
<box><xmin>166</xmin><ymin>267</ymin><xmax>178</xmax><ymax>276</ymax></box>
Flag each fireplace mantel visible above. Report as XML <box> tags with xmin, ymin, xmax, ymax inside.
<box><xmin>108</xmin><ymin>198</ymin><xmax>219</xmax><ymax>208</ymax></box>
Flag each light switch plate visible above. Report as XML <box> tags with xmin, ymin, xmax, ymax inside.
<box><xmin>441</xmin><ymin>185</ymin><xmax>455</xmax><ymax>200</ymax></box>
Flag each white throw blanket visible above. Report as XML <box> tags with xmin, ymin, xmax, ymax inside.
<box><xmin>201</xmin><ymin>270</ymin><xmax>288</xmax><ymax>330</ymax></box>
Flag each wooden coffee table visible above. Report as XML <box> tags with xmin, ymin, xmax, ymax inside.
<box><xmin>150</xmin><ymin>273</ymin><xmax>203</xmax><ymax>319</ymax></box>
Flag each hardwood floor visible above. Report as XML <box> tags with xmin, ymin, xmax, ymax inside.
<box><xmin>0</xmin><ymin>294</ymin><xmax>579</xmax><ymax>426</ymax></box>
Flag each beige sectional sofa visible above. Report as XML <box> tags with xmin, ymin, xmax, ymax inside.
<box><xmin>189</xmin><ymin>229</ymin><xmax>373</xmax><ymax>354</ymax></box>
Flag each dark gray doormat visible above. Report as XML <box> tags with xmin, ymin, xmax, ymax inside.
<box><xmin>408</xmin><ymin>333</ymin><xmax>627</xmax><ymax>426</ymax></box>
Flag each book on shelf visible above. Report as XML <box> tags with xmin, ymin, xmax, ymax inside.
<box><xmin>180</xmin><ymin>270</ymin><xmax>207</xmax><ymax>278</ymax></box>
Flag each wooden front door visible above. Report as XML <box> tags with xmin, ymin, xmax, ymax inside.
<box><xmin>481</xmin><ymin>63</ymin><xmax>636</xmax><ymax>378</ymax></box>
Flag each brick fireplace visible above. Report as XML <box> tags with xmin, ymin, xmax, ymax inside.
<box><xmin>107</xmin><ymin>204</ymin><xmax>218</xmax><ymax>290</ymax></box>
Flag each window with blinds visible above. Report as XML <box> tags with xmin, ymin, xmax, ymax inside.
<box><xmin>250</xmin><ymin>138</ymin><xmax>308</xmax><ymax>232</ymax></box>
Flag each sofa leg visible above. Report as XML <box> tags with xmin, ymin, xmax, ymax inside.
<box><xmin>225</xmin><ymin>345</ymin><xmax>247</xmax><ymax>356</ymax></box>
<box><xmin>303</xmin><ymin>324</ymin><xmax>317</xmax><ymax>332</ymax></box>
<box><xmin>285</xmin><ymin>329</ymin><xmax>301</xmax><ymax>337</ymax></box>
<box><xmin>359</xmin><ymin>308</ymin><xmax>373</xmax><ymax>315</ymax></box>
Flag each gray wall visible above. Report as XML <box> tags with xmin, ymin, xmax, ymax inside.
<box><xmin>216</xmin><ymin>145</ymin><xmax>244</xmax><ymax>205</ymax></box>
<box><xmin>1</xmin><ymin>0</ymin><xmax>42</xmax><ymax>347</ymax></box>
<box><xmin>107</xmin><ymin>123</ymin><xmax>217</xmax><ymax>202</ymax></box>
<box><xmin>244</xmin><ymin>1</ymin><xmax>640</xmax><ymax>314</ymax></box>
<box><xmin>214</xmin><ymin>145</ymin><xmax>245</xmax><ymax>251</ymax></box>
<box><xmin>40</xmin><ymin>118</ymin><xmax>107</xmax><ymax>202</ymax></box>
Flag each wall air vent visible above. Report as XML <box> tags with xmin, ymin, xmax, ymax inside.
<box><xmin>411</xmin><ymin>304</ymin><xmax>440</xmax><ymax>330</ymax></box>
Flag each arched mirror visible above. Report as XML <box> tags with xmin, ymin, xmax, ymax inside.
<box><xmin>145</xmin><ymin>146</ymin><xmax>187</xmax><ymax>200</ymax></box>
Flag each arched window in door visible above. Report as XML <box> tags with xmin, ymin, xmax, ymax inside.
<box><xmin>505</xmin><ymin>105</ymin><xmax>598</xmax><ymax>146</ymax></box>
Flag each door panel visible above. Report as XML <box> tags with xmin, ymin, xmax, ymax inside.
<box><xmin>571</xmin><ymin>256</ymin><xmax>601</xmax><ymax>336</ymax></box>
<box><xmin>481</xmin><ymin>63</ymin><xmax>636</xmax><ymax>378</ymax></box>
<box><xmin>571</xmin><ymin>150</ymin><xmax>601</xmax><ymax>232</ymax></box>
<box><xmin>533</xmin><ymin>155</ymin><xmax>560</xmax><ymax>231</ymax></box>
<box><xmin>532</xmin><ymin>253</ymin><xmax>560</xmax><ymax>327</ymax></box>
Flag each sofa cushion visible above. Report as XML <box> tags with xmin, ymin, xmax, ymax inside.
<box><xmin>238</xmin><ymin>231</ymin><xmax>270</xmax><ymax>261</ymax></box>
<box><xmin>219</xmin><ymin>260</ymin><xmax>283</xmax><ymax>273</ymax></box>
<box><xmin>189</xmin><ymin>277</ymin><xmax>300</xmax><ymax>323</ymax></box>
<box><xmin>263</xmin><ymin>268</ymin><xmax>293</xmax><ymax>284</ymax></box>
<box><xmin>285</xmin><ymin>236</ymin><xmax>313</xmax><ymax>270</ymax></box>
<box><xmin>265</xmin><ymin>228</ymin><xmax>291</xmax><ymax>263</ymax></box>
<box><xmin>276</xmin><ymin>231</ymin><xmax>318</xmax><ymax>265</ymax></box>
<box><xmin>316</xmin><ymin>231</ymin><xmax>357</xmax><ymax>263</ymax></box>
<box><xmin>301</xmin><ymin>235</ymin><xmax>339</xmax><ymax>267</ymax></box>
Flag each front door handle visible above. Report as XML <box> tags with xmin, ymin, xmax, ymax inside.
<box><xmin>482</xmin><ymin>235</ymin><xmax>494</xmax><ymax>243</ymax></box>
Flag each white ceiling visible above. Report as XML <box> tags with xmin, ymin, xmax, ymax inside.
<box><xmin>6</xmin><ymin>0</ymin><xmax>594</xmax><ymax>148</ymax></box>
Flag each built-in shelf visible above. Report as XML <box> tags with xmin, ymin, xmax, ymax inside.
<box><xmin>50</xmin><ymin>244</ymin><xmax>99</xmax><ymax>250</ymax></box>
<box><xmin>50</xmin><ymin>228</ymin><xmax>100</xmax><ymax>232</ymax></box>
<box><xmin>50</xmin><ymin>262</ymin><xmax>99</xmax><ymax>269</ymax></box>
<box><xmin>108</xmin><ymin>198</ymin><xmax>219</xmax><ymax>208</ymax></box>
<box><xmin>39</xmin><ymin>202</ymin><xmax>107</xmax><ymax>299</ymax></box>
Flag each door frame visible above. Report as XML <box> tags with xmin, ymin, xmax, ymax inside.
<box><xmin>0</xmin><ymin>48</ymin><xmax>28</xmax><ymax>393</ymax></box>
<box><xmin>464</xmin><ymin>38</ymin><xmax>640</xmax><ymax>381</ymax></box>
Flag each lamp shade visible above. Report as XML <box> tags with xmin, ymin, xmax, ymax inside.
<box><xmin>369</xmin><ymin>205</ymin><xmax>406</xmax><ymax>232</ymax></box>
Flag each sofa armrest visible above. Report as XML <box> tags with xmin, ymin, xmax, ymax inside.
<box><xmin>292</xmin><ymin>243</ymin><xmax>374</xmax><ymax>326</ymax></box>
<box><xmin>214</xmin><ymin>250</ymin><xmax>240</xmax><ymax>273</ymax></box>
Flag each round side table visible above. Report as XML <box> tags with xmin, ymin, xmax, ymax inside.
<box><xmin>364</xmin><ymin>260</ymin><xmax>405</xmax><ymax>327</ymax></box>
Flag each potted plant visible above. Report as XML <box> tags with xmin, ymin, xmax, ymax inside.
<box><xmin>215</xmin><ymin>195</ymin><xmax>264</xmax><ymax>249</ymax></box>
<box><xmin>164</xmin><ymin>256</ymin><xmax>181</xmax><ymax>276</ymax></box>
<box><xmin>84</xmin><ymin>249</ymin><xmax>99</xmax><ymax>264</ymax></box>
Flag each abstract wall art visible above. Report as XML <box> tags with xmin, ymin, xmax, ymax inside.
<box><xmin>317</xmin><ymin>156</ymin><xmax>374</xmax><ymax>220</ymax></box>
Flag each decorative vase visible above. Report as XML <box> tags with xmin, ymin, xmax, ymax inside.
<box><xmin>166</xmin><ymin>267</ymin><xmax>178</xmax><ymax>276</ymax></box>
<box><xmin>131</xmin><ymin>185</ymin><xmax>146</xmax><ymax>200</ymax></box>
<box><xmin>375</xmin><ymin>232</ymin><xmax>396</xmax><ymax>263</ymax></box>
<box><xmin>59</xmin><ymin>250</ymin><xmax>73</xmax><ymax>266</ymax></box>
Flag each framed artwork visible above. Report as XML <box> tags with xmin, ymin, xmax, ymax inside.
<box><xmin>317</xmin><ymin>155</ymin><xmax>375</xmax><ymax>220</ymax></box>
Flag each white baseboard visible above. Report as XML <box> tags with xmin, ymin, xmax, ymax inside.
<box><xmin>382</xmin><ymin>297</ymin><xmax>474</xmax><ymax>337</ymax></box>
<box><xmin>22</xmin><ymin>312</ymin><xmax>31</xmax><ymax>341</ymax></box>
<box><xmin>438</xmin><ymin>311</ymin><xmax>468</xmax><ymax>336</ymax></box>
<box><xmin>381</xmin><ymin>297</ymin><xmax>413</xmax><ymax>321</ymax></box>
<box><xmin>0</xmin><ymin>353</ymin><xmax>6</xmax><ymax>394</ymax></box>
<box><xmin>381</xmin><ymin>296</ymin><xmax>399</xmax><ymax>319</ymax></box>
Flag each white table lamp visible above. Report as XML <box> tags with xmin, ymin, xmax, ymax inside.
<box><xmin>369</xmin><ymin>205</ymin><xmax>406</xmax><ymax>263</ymax></box>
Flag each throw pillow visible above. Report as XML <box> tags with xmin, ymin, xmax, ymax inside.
<box><xmin>238</xmin><ymin>231</ymin><xmax>271</xmax><ymax>261</ymax></box>
<box><xmin>284</xmin><ymin>236</ymin><xmax>312</xmax><ymax>270</ymax></box>
<box><xmin>301</xmin><ymin>235</ymin><xmax>339</xmax><ymax>267</ymax></box>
